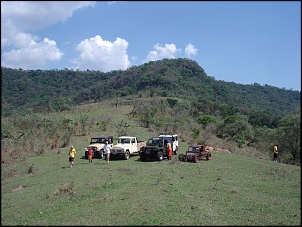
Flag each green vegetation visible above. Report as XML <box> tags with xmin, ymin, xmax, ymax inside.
<box><xmin>2</xmin><ymin>58</ymin><xmax>300</xmax><ymax>121</ymax></box>
<box><xmin>1</xmin><ymin>145</ymin><xmax>300</xmax><ymax>225</ymax></box>
<box><xmin>2</xmin><ymin>95</ymin><xmax>300</xmax><ymax>166</ymax></box>
<box><xmin>2</xmin><ymin>59</ymin><xmax>300</xmax><ymax>164</ymax></box>
<box><xmin>1</xmin><ymin>97</ymin><xmax>301</xmax><ymax>226</ymax></box>
<box><xmin>1</xmin><ymin>58</ymin><xmax>301</xmax><ymax>225</ymax></box>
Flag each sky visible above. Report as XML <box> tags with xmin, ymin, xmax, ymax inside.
<box><xmin>1</xmin><ymin>1</ymin><xmax>301</xmax><ymax>91</ymax></box>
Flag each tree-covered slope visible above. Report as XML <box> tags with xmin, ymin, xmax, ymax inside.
<box><xmin>1</xmin><ymin>58</ymin><xmax>300</xmax><ymax>119</ymax></box>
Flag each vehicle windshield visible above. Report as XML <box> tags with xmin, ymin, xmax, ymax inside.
<box><xmin>91</xmin><ymin>138</ymin><xmax>107</xmax><ymax>143</ymax></box>
<box><xmin>147</xmin><ymin>137</ymin><xmax>163</xmax><ymax>145</ymax></box>
<box><xmin>118</xmin><ymin>138</ymin><xmax>131</xmax><ymax>143</ymax></box>
<box><xmin>188</xmin><ymin>146</ymin><xmax>200</xmax><ymax>152</ymax></box>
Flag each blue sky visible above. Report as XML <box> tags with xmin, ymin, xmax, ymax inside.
<box><xmin>1</xmin><ymin>1</ymin><xmax>301</xmax><ymax>91</ymax></box>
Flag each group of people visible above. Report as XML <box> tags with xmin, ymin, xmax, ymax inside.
<box><xmin>68</xmin><ymin>140</ymin><xmax>112</xmax><ymax>167</ymax></box>
<box><xmin>69</xmin><ymin>141</ymin><xmax>280</xmax><ymax>167</ymax></box>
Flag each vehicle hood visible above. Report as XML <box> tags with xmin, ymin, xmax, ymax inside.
<box><xmin>141</xmin><ymin>145</ymin><xmax>160</xmax><ymax>149</ymax></box>
<box><xmin>88</xmin><ymin>143</ymin><xmax>104</xmax><ymax>148</ymax></box>
<box><xmin>112</xmin><ymin>144</ymin><xmax>131</xmax><ymax>149</ymax></box>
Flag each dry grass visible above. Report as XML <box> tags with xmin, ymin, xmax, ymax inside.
<box><xmin>54</xmin><ymin>182</ymin><xmax>75</xmax><ymax>195</ymax></box>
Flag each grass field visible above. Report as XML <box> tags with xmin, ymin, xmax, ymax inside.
<box><xmin>1</xmin><ymin>100</ymin><xmax>301</xmax><ymax>226</ymax></box>
<box><xmin>1</xmin><ymin>147</ymin><xmax>300</xmax><ymax>226</ymax></box>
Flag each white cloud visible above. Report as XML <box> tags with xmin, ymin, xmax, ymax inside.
<box><xmin>2</xmin><ymin>38</ymin><xmax>63</xmax><ymax>69</ymax></box>
<box><xmin>1</xmin><ymin>1</ymin><xmax>96</xmax><ymax>35</ymax></box>
<box><xmin>72</xmin><ymin>35</ymin><xmax>131</xmax><ymax>72</ymax></box>
<box><xmin>1</xmin><ymin>1</ymin><xmax>95</xmax><ymax>69</ymax></box>
<box><xmin>145</xmin><ymin>43</ymin><xmax>181</xmax><ymax>62</ymax></box>
<box><xmin>107</xmin><ymin>1</ymin><xmax>117</xmax><ymax>6</ymax></box>
<box><xmin>185</xmin><ymin>43</ymin><xmax>198</xmax><ymax>57</ymax></box>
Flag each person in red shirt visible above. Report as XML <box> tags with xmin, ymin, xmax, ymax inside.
<box><xmin>167</xmin><ymin>141</ymin><xmax>172</xmax><ymax>160</ymax></box>
<box><xmin>88</xmin><ymin>148</ymin><xmax>94</xmax><ymax>163</ymax></box>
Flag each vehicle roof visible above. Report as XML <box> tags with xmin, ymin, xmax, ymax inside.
<box><xmin>158</xmin><ymin>134</ymin><xmax>177</xmax><ymax>137</ymax></box>
<box><xmin>189</xmin><ymin>144</ymin><xmax>205</xmax><ymax>148</ymax></box>
<box><xmin>91</xmin><ymin>136</ymin><xmax>113</xmax><ymax>139</ymax></box>
<box><xmin>118</xmin><ymin>136</ymin><xmax>136</xmax><ymax>138</ymax></box>
<box><xmin>189</xmin><ymin>144</ymin><xmax>203</xmax><ymax>148</ymax></box>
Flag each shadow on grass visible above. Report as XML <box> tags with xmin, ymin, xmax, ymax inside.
<box><xmin>134</xmin><ymin>157</ymin><xmax>176</xmax><ymax>162</ymax></box>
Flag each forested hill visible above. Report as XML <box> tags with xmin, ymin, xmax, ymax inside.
<box><xmin>1</xmin><ymin>58</ymin><xmax>300</xmax><ymax>120</ymax></box>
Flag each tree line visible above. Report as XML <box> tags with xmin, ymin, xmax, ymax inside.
<box><xmin>2</xmin><ymin>58</ymin><xmax>300</xmax><ymax>121</ymax></box>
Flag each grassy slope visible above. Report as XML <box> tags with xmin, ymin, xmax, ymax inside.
<box><xmin>1</xmin><ymin>100</ymin><xmax>301</xmax><ymax>226</ymax></box>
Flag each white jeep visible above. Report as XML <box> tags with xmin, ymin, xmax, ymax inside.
<box><xmin>85</xmin><ymin>136</ymin><xmax>114</xmax><ymax>159</ymax></box>
<box><xmin>111</xmin><ymin>136</ymin><xmax>146</xmax><ymax>160</ymax></box>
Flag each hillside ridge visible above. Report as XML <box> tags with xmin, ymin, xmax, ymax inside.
<box><xmin>1</xmin><ymin>58</ymin><xmax>300</xmax><ymax>118</ymax></box>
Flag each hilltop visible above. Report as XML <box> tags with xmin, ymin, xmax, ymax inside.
<box><xmin>1</xmin><ymin>58</ymin><xmax>300</xmax><ymax>119</ymax></box>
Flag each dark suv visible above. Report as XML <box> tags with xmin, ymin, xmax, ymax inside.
<box><xmin>139</xmin><ymin>137</ymin><xmax>172</xmax><ymax>161</ymax></box>
<box><xmin>178</xmin><ymin>144</ymin><xmax>212</xmax><ymax>163</ymax></box>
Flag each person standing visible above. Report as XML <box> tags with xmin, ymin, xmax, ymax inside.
<box><xmin>88</xmin><ymin>147</ymin><xmax>94</xmax><ymax>163</ymax></box>
<box><xmin>167</xmin><ymin>141</ymin><xmax>172</xmax><ymax>160</ymax></box>
<box><xmin>69</xmin><ymin>145</ymin><xmax>76</xmax><ymax>167</ymax></box>
<box><xmin>103</xmin><ymin>140</ymin><xmax>111</xmax><ymax>165</ymax></box>
<box><xmin>273</xmin><ymin>145</ymin><xmax>279</xmax><ymax>162</ymax></box>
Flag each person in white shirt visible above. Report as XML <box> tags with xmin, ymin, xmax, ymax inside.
<box><xmin>103</xmin><ymin>140</ymin><xmax>111</xmax><ymax>165</ymax></box>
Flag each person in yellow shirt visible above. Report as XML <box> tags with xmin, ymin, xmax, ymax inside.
<box><xmin>273</xmin><ymin>145</ymin><xmax>279</xmax><ymax>162</ymax></box>
<box><xmin>69</xmin><ymin>145</ymin><xmax>76</xmax><ymax>167</ymax></box>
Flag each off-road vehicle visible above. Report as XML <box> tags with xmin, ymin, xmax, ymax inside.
<box><xmin>158</xmin><ymin>133</ymin><xmax>179</xmax><ymax>155</ymax></box>
<box><xmin>111</xmin><ymin>136</ymin><xmax>146</xmax><ymax>160</ymax></box>
<box><xmin>85</xmin><ymin>136</ymin><xmax>113</xmax><ymax>159</ymax></box>
<box><xmin>139</xmin><ymin>137</ymin><xmax>172</xmax><ymax>161</ymax></box>
<box><xmin>178</xmin><ymin>144</ymin><xmax>212</xmax><ymax>163</ymax></box>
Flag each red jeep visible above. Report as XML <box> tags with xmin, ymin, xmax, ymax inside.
<box><xmin>178</xmin><ymin>144</ymin><xmax>212</xmax><ymax>163</ymax></box>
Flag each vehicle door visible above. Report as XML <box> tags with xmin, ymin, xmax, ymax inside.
<box><xmin>131</xmin><ymin>138</ymin><xmax>137</xmax><ymax>152</ymax></box>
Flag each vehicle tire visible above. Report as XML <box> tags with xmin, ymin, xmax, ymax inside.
<box><xmin>85</xmin><ymin>151</ymin><xmax>88</xmax><ymax>159</ymax></box>
<box><xmin>174</xmin><ymin>146</ymin><xmax>178</xmax><ymax>155</ymax></box>
<box><xmin>140</xmin><ymin>153</ymin><xmax>147</xmax><ymax>161</ymax></box>
<box><xmin>124</xmin><ymin>151</ymin><xmax>130</xmax><ymax>160</ymax></box>
<box><xmin>178</xmin><ymin>154</ymin><xmax>184</xmax><ymax>161</ymax></box>
<box><xmin>157</xmin><ymin>151</ymin><xmax>164</xmax><ymax>161</ymax></box>
<box><xmin>206</xmin><ymin>153</ymin><xmax>212</xmax><ymax>160</ymax></box>
<box><xmin>194</xmin><ymin>155</ymin><xmax>199</xmax><ymax>163</ymax></box>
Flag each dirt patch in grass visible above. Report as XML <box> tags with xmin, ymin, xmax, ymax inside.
<box><xmin>12</xmin><ymin>185</ymin><xmax>25</xmax><ymax>192</ymax></box>
<box><xmin>54</xmin><ymin>182</ymin><xmax>75</xmax><ymax>195</ymax></box>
